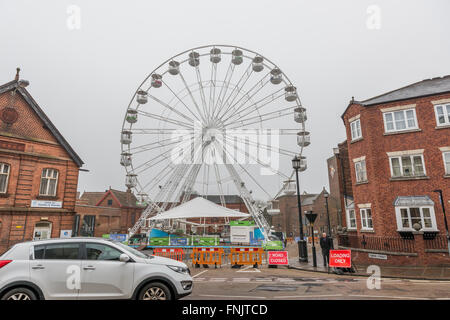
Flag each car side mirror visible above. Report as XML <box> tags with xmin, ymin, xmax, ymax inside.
<box><xmin>119</xmin><ymin>253</ymin><xmax>130</xmax><ymax>262</ymax></box>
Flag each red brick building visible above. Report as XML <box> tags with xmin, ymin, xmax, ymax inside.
<box><xmin>74</xmin><ymin>188</ymin><xmax>144</xmax><ymax>237</ymax></box>
<box><xmin>0</xmin><ymin>70</ymin><xmax>83</xmax><ymax>254</ymax></box>
<box><xmin>339</xmin><ymin>75</ymin><xmax>450</xmax><ymax>266</ymax></box>
<box><xmin>271</xmin><ymin>189</ymin><xmax>340</xmax><ymax>239</ymax></box>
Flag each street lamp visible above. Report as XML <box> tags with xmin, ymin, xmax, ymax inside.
<box><xmin>433</xmin><ymin>189</ymin><xmax>450</xmax><ymax>256</ymax></box>
<box><xmin>323</xmin><ymin>188</ymin><xmax>333</xmax><ymax>249</ymax></box>
<box><xmin>305</xmin><ymin>211</ymin><xmax>318</xmax><ymax>268</ymax></box>
<box><xmin>292</xmin><ymin>155</ymin><xmax>308</xmax><ymax>263</ymax></box>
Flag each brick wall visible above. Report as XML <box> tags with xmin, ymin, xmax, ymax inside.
<box><xmin>340</xmin><ymin>91</ymin><xmax>450</xmax><ymax>265</ymax></box>
<box><xmin>0</xmin><ymin>83</ymin><xmax>81</xmax><ymax>254</ymax></box>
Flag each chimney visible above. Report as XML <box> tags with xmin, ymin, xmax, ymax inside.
<box><xmin>14</xmin><ymin>68</ymin><xmax>20</xmax><ymax>81</ymax></box>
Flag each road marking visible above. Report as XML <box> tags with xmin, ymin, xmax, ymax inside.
<box><xmin>237</xmin><ymin>265</ymin><xmax>261</xmax><ymax>273</ymax></box>
<box><xmin>209</xmin><ymin>278</ymin><xmax>227</xmax><ymax>282</ymax></box>
<box><xmin>278</xmin><ymin>278</ymin><xmax>296</xmax><ymax>282</ymax></box>
<box><xmin>199</xmin><ymin>294</ymin><xmax>267</xmax><ymax>299</ymax></box>
<box><xmin>348</xmin><ymin>294</ymin><xmax>430</xmax><ymax>300</ymax></box>
<box><xmin>192</xmin><ymin>270</ymin><xmax>209</xmax><ymax>278</ymax></box>
<box><xmin>274</xmin><ymin>294</ymin><xmax>343</xmax><ymax>299</ymax></box>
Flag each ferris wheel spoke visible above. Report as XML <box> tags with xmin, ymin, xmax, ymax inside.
<box><xmin>222</xmin><ymin>135</ymin><xmax>290</xmax><ymax>180</ymax></box>
<box><xmin>162</xmin><ymin>80</ymin><xmax>201</xmax><ymax>122</ymax></box>
<box><xmin>129</xmin><ymin>136</ymin><xmax>181</xmax><ymax>152</ymax></box>
<box><xmin>194</xmin><ymin>66</ymin><xmax>209</xmax><ymax>121</ymax></box>
<box><xmin>141</xmin><ymin>161</ymin><xmax>175</xmax><ymax>192</ymax></box>
<box><xmin>211</xmin><ymin>62</ymin><xmax>235</xmax><ymax>120</ymax></box>
<box><xmin>216</xmin><ymin>63</ymin><xmax>253</xmax><ymax>120</ymax></box>
<box><xmin>208</xmin><ymin>63</ymin><xmax>218</xmax><ymax>122</ymax></box>
<box><xmin>222</xmin><ymin>88</ymin><xmax>285</xmax><ymax>126</ymax></box>
<box><xmin>133</xmin><ymin>135</ymin><xmax>194</xmax><ymax>173</ymax></box>
<box><xmin>218</xmin><ymin>70</ymin><xmax>271</xmax><ymax>123</ymax></box>
<box><xmin>148</xmin><ymin>94</ymin><xmax>195</xmax><ymax>124</ymax></box>
<box><xmin>178</xmin><ymin>72</ymin><xmax>207</xmax><ymax>124</ymax></box>
<box><xmin>212</xmin><ymin>162</ymin><xmax>226</xmax><ymax>207</ymax></box>
<box><xmin>137</xmin><ymin>110</ymin><xmax>194</xmax><ymax>129</ymax></box>
<box><xmin>132</xmin><ymin>138</ymin><xmax>184</xmax><ymax>155</ymax></box>
<box><xmin>227</xmin><ymin>105</ymin><xmax>294</xmax><ymax>130</ymax></box>
<box><xmin>129</xmin><ymin>128</ymin><xmax>192</xmax><ymax>135</ymax></box>
<box><xmin>216</xmin><ymin>139</ymin><xmax>272</xmax><ymax>198</ymax></box>
<box><xmin>227</xmin><ymin>134</ymin><xmax>297</xmax><ymax>157</ymax></box>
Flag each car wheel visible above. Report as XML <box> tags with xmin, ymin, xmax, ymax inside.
<box><xmin>139</xmin><ymin>282</ymin><xmax>172</xmax><ymax>301</ymax></box>
<box><xmin>1</xmin><ymin>287</ymin><xmax>38</xmax><ymax>300</ymax></box>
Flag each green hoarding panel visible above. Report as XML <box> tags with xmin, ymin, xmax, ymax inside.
<box><xmin>229</xmin><ymin>221</ymin><xmax>255</xmax><ymax>226</ymax></box>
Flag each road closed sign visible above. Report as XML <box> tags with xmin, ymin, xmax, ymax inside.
<box><xmin>329</xmin><ymin>250</ymin><xmax>351</xmax><ymax>268</ymax></box>
<box><xmin>268</xmin><ymin>251</ymin><xmax>289</xmax><ymax>265</ymax></box>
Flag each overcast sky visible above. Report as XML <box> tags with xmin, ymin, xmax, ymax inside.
<box><xmin>1</xmin><ymin>0</ymin><xmax>449</xmax><ymax>199</ymax></box>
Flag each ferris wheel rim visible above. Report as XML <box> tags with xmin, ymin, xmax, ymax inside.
<box><xmin>121</xmin><ymin>44</ymin><xmax>307</xmax><ymax>209</ymax></box>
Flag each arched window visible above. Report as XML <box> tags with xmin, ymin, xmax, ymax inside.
<box><xmin>39</xmin><ymin>168</ymin><xmax>59</xmax><ymax>196</ymax></box>
<box><xmin>0</xmin><ymin>163</ymin><xmax>10</xmax><ymax>194</ymax></box>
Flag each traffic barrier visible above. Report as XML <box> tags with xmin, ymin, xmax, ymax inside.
<box><xmin>152</xmin><ymin>248</ymin><xmax>184</xmax><ymax>262</ymax></box>
<box><xmin>191</xmin><ymin>247</ymin><xmax>224</xmax><ymax>268</ymax></box>
<box><xmin>229</xmin><ymin>247</ymin><xmax>264</xmax><ymax>268</ymax></box>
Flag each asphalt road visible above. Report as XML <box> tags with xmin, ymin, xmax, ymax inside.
<box><xmin>182</xmin><ymin>265</ymin><xmax>450</xmax><ymax>300</ymax></box>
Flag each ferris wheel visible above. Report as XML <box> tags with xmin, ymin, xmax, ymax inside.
<box><xmin>121</xmin><ymin>45</ymin><xmax>309</xmax><ymax>240</ymax></box>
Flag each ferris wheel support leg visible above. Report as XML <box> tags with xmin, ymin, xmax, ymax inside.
<box><xmin>224</xmin><ymin>164</ymin><xmax>270</xmax><ymax>243</ymax></box>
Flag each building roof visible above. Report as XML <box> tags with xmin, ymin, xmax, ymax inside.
<box><xmin>94</xmin><ymin>188</ymin><xmax>139</xmax><ymax>208</ymax></box>
<box><xmin>359</xmin><ymin>75</ymin><xmax>450</xmax><ymax>106</ymax></box>
<box><xmin>79</xmin><ymin>191</ymin><xmax>106</xmax><ymax>205</ymax></box>
<box><xmin>0</xmin><ymin>80</ymin><xmax>84</xmax><ymax>167</ymax></box>
<box><xmin>110</xmin><ymin>189</ymin><xmax>139</xmax><ymax>207</ymax></box>
<box><xmin>191</xmin><ymin>194</ymin><xmax>244</xmax><ymax>204</ymax></box>
<box><xmin>301</xmin><ymin>194</ymin><xmax>320</xmax><ymax>206</ymax></box>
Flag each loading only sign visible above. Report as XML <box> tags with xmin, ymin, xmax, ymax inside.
<box><xmin>329</xmin><ymin>250</ymin><xmax>352</xmax><ymax>268</ymax></box>
<box><xmin>268</xmin><ymin>251</ymin><xmax>289</xmax><ymax>265</ymax></box>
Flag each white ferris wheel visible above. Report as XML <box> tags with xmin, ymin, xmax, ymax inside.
<box><xmin>121</xmin><ymin>45</ymin><xmax>309</xmax><ymax>241</ymax></box>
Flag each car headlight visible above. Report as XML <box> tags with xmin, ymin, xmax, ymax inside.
<box><xmin>167</xmin><ymin>265</ymin><xmax>190</xmax><ymax>274</ymax></box>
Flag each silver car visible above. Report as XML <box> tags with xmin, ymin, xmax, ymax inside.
<box><xmin>0</xmin><ymin>237</ymin><xmax>192</xmax><ymax>300</ymax></box>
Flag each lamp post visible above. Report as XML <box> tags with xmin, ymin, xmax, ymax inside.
<box><xmin>433</xmin><ymin>189</ymin><xmax>450</xmax><ymax>256</ymax></box>
<box><xmin>323</xmin><ymin>188</ymin><xmax>333</xmax><ymax>249</ymax></box>
<box><xmin>292</xmin><ymin>155</ymin><xmax>308</xmax><ymax>263</ymax></box>
<box><xmin>305</xmin><ymin>211</ymin><xmax>318</xmax><ymax>268</ymax></box>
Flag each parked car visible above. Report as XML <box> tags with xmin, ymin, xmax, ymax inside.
<box><xmin>0</xmin><ymin>237</ymin><xmax>192</xmax><ymax>300</ymax></box>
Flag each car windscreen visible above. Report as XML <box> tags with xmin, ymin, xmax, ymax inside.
<box><xmin>112</xmin><ymin>241</ymin><xmax>153</xmax><ymax>259</ymax></box>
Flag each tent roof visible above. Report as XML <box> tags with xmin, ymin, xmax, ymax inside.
<box><xmin>149</xmin><ymin>197</ymin><xmax>250</xmax><ymax>220</ymax></box>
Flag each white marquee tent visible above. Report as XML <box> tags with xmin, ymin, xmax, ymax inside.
<box><xmin>149</xmin><ymin>197</ymin><xmax>250</xmax><ymax>221</ymax></box>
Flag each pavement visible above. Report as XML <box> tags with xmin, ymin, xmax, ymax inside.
<box><xmin>286</xmin><ymin>242</ymin><xmax>450</xmax><ymax>280</ymax></box>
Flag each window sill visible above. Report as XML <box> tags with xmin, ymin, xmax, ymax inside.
<box><xmin>435</xmin><ymin>124</ymin><xmax>450</xmax><ymax>130</ymax></box>
<box><xmin>389</xmin><ymin>176</ymin><xmax>430</xmax><ymax>182</ymax></box>
<box><xmin>444</xmin><ymin>175</ymin><xmax>450</xmax><ymax>179</ymax></box>
<box><xmin>346</xmin><ymin>228</ymin><xmax>357</xmax><ymax>232</ymax></box>
<box><xmin>355</xmin><ymin>180</ymin><xmax>369</xmax><ymax>186</ymax></box>
<box><xmin>360</xmin><ymin>229</ymin><xmax>375</xmax><ymax>233</ymax></box>
<box><xmin>383</xmin><ymin>128</ymin><xmax>421</xmax><ymax>136</ymax></box>
<box><xmin>350</xmin><ymin>137</ymin><xmax>363</xmax><ymax>144</ymax></box>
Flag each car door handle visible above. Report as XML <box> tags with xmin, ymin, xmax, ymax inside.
<box><xmin>83</xmin><ymin>266</ymin><xmax>96</xmax><ymax>270</ymax></box>
<box><xmin>32</xmin><ymin>265</ymin><xmax>45</xmax><ymax>270</ymax></box>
